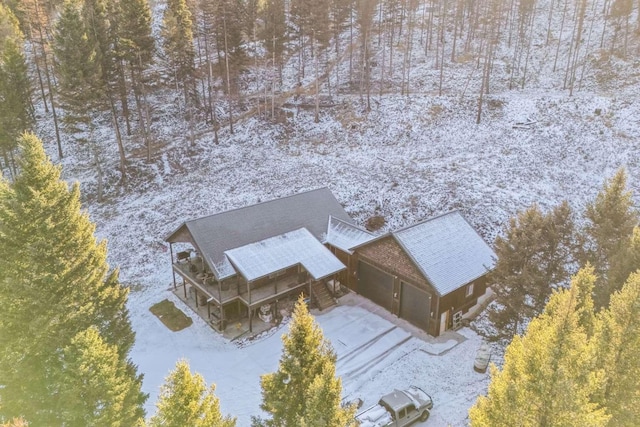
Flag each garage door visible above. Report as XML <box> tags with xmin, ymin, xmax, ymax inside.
<box><xmin>357</xmin><ymin>262</ymin><xmax>393</xmax><ymax>311</ymax></box>
<box><xmin>400</xmin><ymin>282</ymin><xmax>431</xmax><ymax>331</ymax></box>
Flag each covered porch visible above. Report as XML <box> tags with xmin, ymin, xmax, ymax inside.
<box><xmin>168</xmin><ymin>227</ymin><xmax>347</xmax><ymax>336</ymax></box>
<box><xmin>172</xmin><ymin>258</ymin><xmax>314</xmax><ymax>332</ymax></box>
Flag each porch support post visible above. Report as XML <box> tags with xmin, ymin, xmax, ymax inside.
<box><xmin>249</xmin><ymin>305</ymin><xmax>253</xmax><ymax>332</ymax></box>
<box><xmin>183</xmin><ymin>278</ymin><xmax>187</xmax><ymax>298</ymax></box>
<box><xmin>220</xmin><ymin>302</ymin><xmax>225</xmax><ymax>331</ymax></box>
<box><xmin>195</xmin><ymin>290</ymin><xmax>199</xmax><ymax>308</ymax></box>
<box><xmin>170</xmin><ymin>243</ymin><xmax>177</xmax><ymax>290</ymax></box>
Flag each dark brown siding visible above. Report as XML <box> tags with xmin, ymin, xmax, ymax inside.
<box><xmin>332</xmin><ymin>247</ymin><xmax>351</xmax><ymax>287</ymax></box>
<box><xmin>437</xmin><ymin>275</ymin><xmax>488</xmax><ymax>331</ymax></box>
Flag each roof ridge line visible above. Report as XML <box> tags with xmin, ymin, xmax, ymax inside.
<box><xmin>392</xmin><ymin>210</ymin><xmax>462</xmax><ymax>234</ymax></box>
<box><xmin>185</xmin><ymin>187</ymin><xmax>331</xmax><ymax>225</ymax></box>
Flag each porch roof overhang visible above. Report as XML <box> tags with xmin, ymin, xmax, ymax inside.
<box><xmin>225</xmin><ymin>228</ymin><xmax>346</xmax><ymax>282</ymax></box>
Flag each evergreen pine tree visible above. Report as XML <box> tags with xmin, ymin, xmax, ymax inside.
<box><xmin>0</xmin><ymin>133</ymin><xmax>145</xmax><ymax>424</ymax></box>
<box><xmin>162</xmin><ymin>0</ymin><xmax>196</xmax><ymax>97</ymax></box>
<box><xmin>52</xmin><ymin>0</ymin><xmax>102</xmax><ymax>137</ymax></box>
<box><xmin>580</xmin><ymin>168</ymin><xmax>638</xmax><ymax>308</ymax></box>
<box><xmin>0</xmin><ymin>4</ymin><xmax>32</xmax><ymax>172</ymax></box>
<box><xmin>118</xmin><ymin>0</ymin><xmax>155</xmax><ymax>160</ymax></box>
<box><xmin>82</xmin><ymin>0</ymin><xmax>112</xmax><ymax>88</ymax></box>
<box><xmin>163</xmin><ymin>0</ymin><xmax>198</xmax><ymax>144</ymax></box>
<box><xmin>119</xmin><ymin>0</ymin><xmax>154</xmax><ymax>70</ymax></box>
<box><xmin>257</xmin><ymin>296</ymin><xmax>353</xmax><ymax>426</ymax></box>
<box><xmin>298</xmin><ymin>358</ymin><xmax>357</xmax><ymax>427</ymax></box>
<box><xmin>58</xmin><ymin>327</ymin><xmax>146</xmax><ymax>426</ymax></box>
<box><xmin>592</xmin><ymin>271</ymin><xmax>640</xmax><ymax>426</ymax></box>
<box><xmin>470</xmin><ymin>266</ymin><xmax>609</xmax><ymax>427</ymax></box>
<box><xmin>213</xmin><ymin>0</ymin><xmax>246</xmax><ymax>93</ymax></box>
<box><xmin>488</xmin><ymin>203</ymin><xmax>575</xmax><ymax>339</ymax></box>
<box><xmin>258</xmin><ymin>0</ymin><xmax>286</xmax><ymax>68</ymax></box>
<box><xmin>149</xmin><ymin>359</ymin><xmax>236</xmax><ymax>427</ymax></box>
<box><xmin>607</xmin><ymin>226</ymin><xmax>640</xmax><ymax>294</ymax></box>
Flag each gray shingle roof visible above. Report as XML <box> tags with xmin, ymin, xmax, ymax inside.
<box><xmin>393</xmin><ymin>211</ymin><xmax>496</xmax><ymax>296</ymax></box>
<box><xmin>225</xmin><ymin>228</ymin><xmax>346</xmax><ymax>281</ymax></box>
<box><xmin>325</xmin><ymin>216</ymin><xmax>376</xmax><ymax>253</ymax></box>
<box><xmin>165</xmin><ymin>188</ymin><xmax>352</xmax><ymax>279</ymax></box>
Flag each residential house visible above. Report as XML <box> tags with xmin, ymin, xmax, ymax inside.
<box><xmin>165</xmin><ymin>188</ymin><xmax>351</xmax><ymax>332</ymax></box>
<box><xmin>166</xmin><ymin>189</ymin><xmax>495</xmax><ymax>337</ymax></box>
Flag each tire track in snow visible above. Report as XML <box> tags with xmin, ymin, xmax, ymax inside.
<box><xmin>336</xmin><ymin>326</ymin><xmax>398</xmax><ymax>365</ymax></box>
<box><xmin>337</xmin><ymin>327</ymin><xmax>413</xmax><ymax>381</ymax></box>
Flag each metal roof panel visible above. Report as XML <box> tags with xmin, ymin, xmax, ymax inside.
<box><xmin>393</xmin><ymin>211</ymin><xmax>496</xmax><ymax>295</ymax></box>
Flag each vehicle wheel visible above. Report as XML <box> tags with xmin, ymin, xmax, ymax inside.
<box><xmin>420</xmin><ymin>410</ymin><xmax>430</xmax><ymax>422</ymax></box>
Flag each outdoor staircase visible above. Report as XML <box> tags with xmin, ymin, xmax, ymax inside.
<box><xmin>311</xmin><ymin>281</ymin><xmax>337</xmax><ymax>311</ymax></box>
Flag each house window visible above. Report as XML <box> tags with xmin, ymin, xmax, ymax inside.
<box><xmin>466</xmin><ymin>283</ymin><xmax>474</xmax><ymax>297</ymax></box>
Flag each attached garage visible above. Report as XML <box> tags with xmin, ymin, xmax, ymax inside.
<box><xmin>357</xmin><ymin>261</ymin><xmax>393</xmax><ymax>311</ymax></box>
<box><xmin>400</xmin><ymin>282</ymin><xmax>431</xmax><ymax>330</ymax></box>
<box><xmin>351</xmin><ymin>211</ymin><xmax>496</xmax><ymax>337</ymax></box>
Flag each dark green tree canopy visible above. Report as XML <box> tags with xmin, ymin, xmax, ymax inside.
<box><xmin>53</xmin><ymin>0</ymin><xmax>102</xmax><ymax>134</ymax></box>
<box><xmin>0</xmin><ymin>133</ymin><xmax>144</xmax><ymax>425</ymax></box>
<box><xmin>487</xmin><ymin>202</ymin><xmax>575</xmax><ymax>339</ymax></box>
<box><xmin>580</xmin><ymin>168</ymin><xmax>638</xmax><ymax>309</ymax></box>
<box><xmin>0</xmin><ymin>4</ymin><xmax>33</xmax><ymax>166</ymax></box>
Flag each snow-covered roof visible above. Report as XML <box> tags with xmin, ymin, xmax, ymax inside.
<box><xmin>165</xmin><ymin>188</ymin><xmax>353</xmax><ymax>279</ymax></box>
<box><xmin>393</xmin><ymin>211</ymin><xmax>496</xmax><ymax>296</ymax></box>
<box><xmin>325</xmin><ymin>216</ymin><xmax>376</xmax><ymax>253</ymax></box>
<box><xmin>224</xmin><ymin>228</ymin><xmax>346</xmax><ymax>282</ymax></box>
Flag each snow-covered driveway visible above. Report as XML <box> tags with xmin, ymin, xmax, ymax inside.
<box><xmin>130</xmin><ymin>289</ymin><xmax>489</xmax><ymax>426</ymax></box>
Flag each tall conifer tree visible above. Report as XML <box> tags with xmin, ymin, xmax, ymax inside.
<box><xmin>469</xmin><ymin>267</ymin><xmax>609</xmax><ymax>426</ymax></box>
<box><xmin>58</xmin><ymin>327</ymin><xmax>146</xmax><ymax>426</ymax></box>
<box><xmin>119</xmin><ymin>0</ymin><xmax>154</xmax><ymax>71</ymax></box>
<box><xmin>53</xmin><ymin>0</ymin><xmax>101</xmax><ymax>137</ymax></box>
<box><xmin>488</xmin><ymin>202</ymin><xmax>575</xmax><ymax>339</ymax></box>
<box><xmin>257</xmin><ymin>297</ymin><xmax>355</xmax><ymax>426</ymax></box>
<box><xmin>592</xmin><ymin>271</ymin><xmax>640</xmax><ymax>425</ymax></box>
<box><xmin>119</xmin><ymin>0</ymin><xmax>155</xmax><ymax>160</ymax></box>
<box><xmin>258</xmin><ymin>0</ymin><xmax>286</xmax><ymax>69</ymax></box>
<box><xmin>163</xmin><ymin>0</ymin><xmax>196</xmax><ymax>98</ymax></box>
<box><xmin>149</xmin><ymin>359</ymin><xmax>236</xmax><ymax>427</ymax></box>
<box><xmin>163</xmin><ymin>0</ymin><xmax>198</xmax><ymax>143</ymax></box>
<box><xmin>0</xmin><ymin>4</ymin><xmax>32</xmax><ymax>174</ymax></box>
<box><xmin>0</xmin><ymin>133</ymin><xmax>145</xmax><ymax>424</ymax></box>
<box><xmin>580</xmin><ymin>168</ymin><xmax>638</xmax><ymax>308</ymax></box>
<box><xmin>607</xmin><ymin>226</ymin><xmax>640</xmax><ymax>294</ymax></box>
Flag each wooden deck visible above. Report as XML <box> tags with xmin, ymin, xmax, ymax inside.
<box><xmin>173</xmin><ymin>260</ymin><xmax>310</xmax><ymax>308</ymax></box>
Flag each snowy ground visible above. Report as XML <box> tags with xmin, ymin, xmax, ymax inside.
<box><xmin>21</xmin><ymin>1</ymin><xmax>640</xmax><ymax>424</ymax></box>
<box><xmin>131</xmin><ymin>287</ymin><xmax>488</xmax><ymax>426</ymax></box>
<box><xmin>38</xmin><ymin>85</ymin><xmax>639</xmax><ymax>426</ymax></box>
<box><xmin>26</xmin><ymin>79</ymin><xmax>637</xmax><ymax>427</ymax></box>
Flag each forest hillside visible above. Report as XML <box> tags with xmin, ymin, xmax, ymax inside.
<box><xmin>2</xmin><ymin>0</ymin><xmax>640</xmax><ymax>423</ymax></box>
